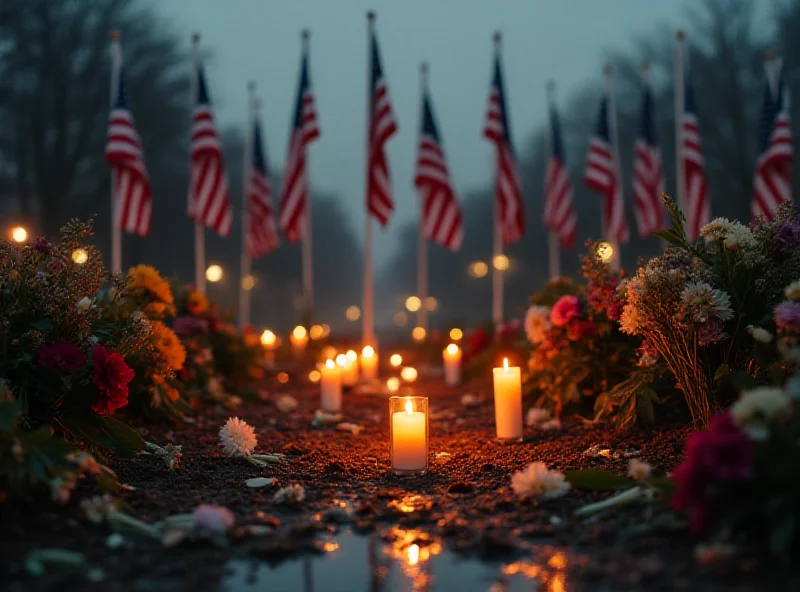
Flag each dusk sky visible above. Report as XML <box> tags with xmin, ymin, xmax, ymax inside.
<box><xmin>158</xmin><ymin>0</ymin><xmax>699</xmax><ymax>265</ymax></box>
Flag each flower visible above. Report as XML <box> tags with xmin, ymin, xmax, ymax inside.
<box><xmin>775</xmin><ymin>301</ymin><xmax>800</xmax><ymax>333</ymax></box>
<box><xmin>219</xmin><ymin>417</ymin><xmax>257</xmax><ymax>457</ymax></box>
<box><xmin>192</xmin><ymin>504</ymin><xmax>235</xmax><ymax>534</ymax></box>
<box><xmin>187</xmin><ymin>291</ymin><xmax>209</xmax><ymax>316</ymax></box>
<box><xmin>510</xmin><ymin>462</ymin><xmax>570</xmax><ymax>500</ymax></box>
<box><xmin>731</xmin><ymin>386</ymin><xmax>791</xmax><ymax>440</ymax></box>
<box><xmin>567</xmin><ymin>320</ymin><xmax>595</xmax><ymax>341</ymax></box>
<box><xmin>128</xmin><ymin>265</ymin><xmax>174</xmax><ymax>305</ymax></box>
<box><xmin>699</xmin><ymin>218</ymin><xmax>734</xmax><ymax>241</ymax></box>
<box><xmin>90</xmin><ymin>344</ymin><xmax>134</xmax><ymax>415</ymax></box>
<box><xmin>37</xmin><ymin>341</ymin><xmax>86</xmax><ymax>373</ymax></box>
<box><xmin>748</xmin><ymin>326</ymin><xmax>773</xmax><ymax>343</ymax></box>
<box><xmin>550</xmin><ymin>295</ymin><xmax>580</xmax><ymax>327</ymax></box>
<box><xmin>526</xmin><ymin>407</ymin><xmax>551</xmax><ymax>426</ymax></box>
<box><xmin>274</xmin><ymin>484</ymin><xmax>306</xmax><ymax>505</ymax></box>
<box><xmin>774</xmin><ymin>222</ymin><xmax>800</xmax><ymax>248</ymax></box>
<box><xmin>722</xmin><ymin>222</ymin><xmax>756</xmax><ymax>251</ymax></box>
<box><xmin>275</xmin><ymin>395</ymin><xmax>299</xmax><ymax>413</ymax></box>
<box><xmin>172</xmin><ymin>315</ymin><xmax>210</xmax><ymax>336</ymax></box>
<box><xmin>33</xmin><ymin>238</ymin><xmax>50</xmax><ymax>254</ymax></box>
<box><xmin>76</xmin><ymin>297</ymin><xmax>92</xmax><ymax>313</ymax></box>
<box><xmin>785</xmin><ymin>280</ymin><xmax>800</xmax><ymax>302</ymax></box>
<box><xmin>698</xmin><ymin>316</ymin><xmax>725</xmax><ymax>346</ymax></box>
<box><xmin>627</xmin><ymin>459</ymin><xmax>652</xmax><ymax>482</ymax></box>
<box><xmin>637</xmin><ymin>340</ymin><xmax>658</xmax><ymax>367</ymax></box>
<box><xmin>150</xmin><ymin>321</ymin><xmax>186</xmax><ymax>370</ymax></box>
<box><xmin>524</xmin><ymin>306</ymin><xmax>551</xmax><ymax>344</ymax></box>
<box><xmin>680</xmin><ymin>282</ymin><xmax>733</xmax><ymax>324</ymax></box>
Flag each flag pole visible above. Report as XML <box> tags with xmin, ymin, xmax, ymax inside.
<box><xmin>764</xmin><ymin>48</ymin><xmax>778</xmax><ymax>98</ymax></box>
<box><xmin>545</xmin><ymin>80</ymin><xmax>560</xmax><ymax>280</ymax></box>
<box><xmin>191</xmin><ymin>33</ymin><xmax>207</xmax><ymax>295</ymax></box>
<box><xmin>674</xmin><ymin>32</ymin><xmax>686</xmax><ymax>217</ymax></box>
<box><xmin>491</xmin><ymin>31</ymin><xmax>504</xmax><ymax>325</ymax></box>
<box><xmin>363</xmin><ymin>11</ymin><xmax>376</xmax><ymax>348</ymax></box>
<box><xmin>417</xmin><ymin>62</ymin><xmax>429</xmax><ymax>333</ymax></box>
<box><xmin>603</xmin><ymin>64</ymin><xmax>622</xmax><ymax>271</ymax></box>
<box><xmin>301</xmin><ymin>29</ymin><xmax>314</xmax><ymax>323</ymax></box>
<box><xmin>109</xmin><ymin>30</ymin><xmax>122</xmax><ymax>275</ymax></box>
<box><xmin>239</xmin><ymin>81</ymin><xmax>256</xmax><ymax>330</ymax></box>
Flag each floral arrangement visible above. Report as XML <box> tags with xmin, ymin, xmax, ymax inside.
<box><xmin>619</xmin><ymin>198</ymin><xmax>800</xmax><ymax>426</ymax></box>
<box><xmin>171</xmin><ymin>286</ymin><xmax>220</xmax><ymax>401</ymax></box>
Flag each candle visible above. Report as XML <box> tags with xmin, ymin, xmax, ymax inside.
<box><xmin>492</xmin><ymin>358</ymin><xmax>523</xmax><ymax>441</ymax></box>
<box><xmin>341</xmin><ymin>350</ymin><xmax>359</xmax><ymax>387</ymax></box>
<box><xmin>260</xmin><ymin>329</ymin><xmax>278</xmax><ymax>368</ymax></box>
<box><xmin>390</xmin><ymin>396</ymin><xmax>428</xmax><ymax>474</ymax></box>
<box><xmin>442</xmin><ymin>343</ymin><xmax>462</xmax><ymax>387</ymax></box>
<box><xmin>291</xmin><ymin>326</ymin><xmax>308</xmax><ymax>357</ymax></box>
<box><xmin>361</xmin><ymin>345</ymin><xmax>378</xmax><ymax>381</ymax></box>
<box><xmin>320</xmin><ymin>359</ymin><xmax>342</xmax><ymax>412</ymax></box>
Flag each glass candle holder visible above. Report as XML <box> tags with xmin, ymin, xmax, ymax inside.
<box><xmin>390</xmin><ymin>396</ymin><xmax>428</xmax><ymax>475</ymax></box>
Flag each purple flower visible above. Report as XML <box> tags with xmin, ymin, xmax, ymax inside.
<box><xmin>192</xmin><ymin>504</ymin><xmax>235</xmax><ymax>534</ymax></box>
<box><xmin>172</xmin><ymin>315</ymin><xmax>209</xmax><ymax>336</ymax></box>
<box><xmin>698</xmin><ymin>316</ymin><xmax>725</xmax><ymax>346</ymax></box>
<box><xmin>33</xmin><ymin>238</ymin><xmax>50</xmax><ymax>254</ymax></box>
<box><xmin>774</xmin><ymin>222</ymin><xmax>800</xmax><ymax>248</ymax></box>
<box><xmin>775</xmin><ymin>301</ymin><xmax>800</xmax><ymax>333</ymax></box>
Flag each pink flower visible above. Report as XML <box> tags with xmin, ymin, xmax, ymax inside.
<box><xmin>775</xmin><ymin>301</ymin><xmax>800</xmax><ymax>333</ymax></box>
<box><xmin>698</xmin><ymin>316</ymin><xmax>725</xmax><ymax>346</ymax></box>
<box><xmin>550</xmin><ymin>295</ymin><xmax>580</xmax><ymax>327</ymax></box>
<box><xmin>38</xmin><ymin>341</ymin><xmax>86</xmax><ymax>373</ymax></box>
<box><xmin>90</xmin><ymin>345</ymin><xmax>134</xmax><ymax>415</ymax></box>
<box><xmin>192</xmin><ymin>504</ymin><xmax>235</xmax><ymax>534</ymax></box>
<box><xmin>172</xmin><ymin>315</ymin><xmax>209</xmax><ymax>336</ymax></box>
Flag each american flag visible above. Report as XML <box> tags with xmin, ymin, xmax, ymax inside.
<box><xmin>246</xmin><ymin>117</ymin><xmax>280</xmax><ymax>258</ymax></box>
<box><xmin>584</xmin><ymin>95</ymin><xmax>629</xmax><ymax>244</ymax></box>
<box><xmin>483</xmin><ymin>52</ymin><xmax>524</xmax><ymax>244</ymax></box>
<box><xmin>414</xmin><ymin>84</ymin><xmax>463</xmax><ymax>251</ymax></box>
<box><xmin>367</xmin><ymin>30</ymin><xmax>398</xmax><ymax>226</ymax></box>
<box><xmin>188</xmin><ymin>60</ymin><xmax>232</xmax><ymax>236</ymax></box>
<box><xmin>543</xmin><ymin>100</ymin><xmax>576</xmax><ymax>248</ymax></box>
<box><xmin>632</xmin><ymin>78</ymin><xmax>664</xmax><ymax>237</ymax></box>
<box><xmin>105</xmin><ymin>44</ymin><xmax>152</xmax><ymax>236</ymax></box>
<box><xmin>279</xmin><ymin>44</ymin><xmax>320</xmax><ymax>242</ymax></box>
<box><xmin>752</xmin><ymin>65</ymin><xmax>793</xmax><ymax>221</ymax></box>
<box><xmin>681</xmin><ymin>74</ymin><xmax>710</xmax><ymax>241</ymax></box>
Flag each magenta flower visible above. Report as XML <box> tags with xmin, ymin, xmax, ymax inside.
<box><xmin>551</xmin><ymin>295</ymin><xmax>580</xmax><ymax>327</ymax></box>
<box><xmin>775</xmin><ymin>301</ymin><xmax>800</xmax><ymax>333</ymax></box>
<box><xmin>38</xmin><ymin>341</ymin><xmax>87</xmax><ymax>373</ymax></box>
<box><xmin>698</xmin><ymin>316</ymin><xmax>725</xmax><ymax>346</ymax></box>
<box><xmin>172</xmin><ymin>315</ymin><xmax>210</xmax><ymax>336</ymax></box>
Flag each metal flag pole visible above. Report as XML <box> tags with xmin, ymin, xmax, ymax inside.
<box><xmin>417</xmin><ymin>62</ymin><xmax>429</xmax><ymax>333</ymax></box>
<box><xmin>301</xmin><ymin>29</ymin><xmax>315</xmax><ymax>323</ymax></box>
<box><xmin>191</xmin><ymin>33</ymin><xmax>206</xmax><ymax>294</ymax></box>
<box><xmin>109</xmin><ymin>30</ymin><xmax>122</xmax><ymax>275</ymax></box>
<box><xmin>674</xmin><ymin>32</ymin><xmax>686</xmax><ymax>216</ymax></box>
<box><xmin>603</xmin><ymin>64</ymin><xmax>622</xmax><ymax>271</ymax></box>
<box><xmin>491</xmin><ymin>31</ymin><xmax>504</xmax><ymax>325</ymax></box>
<box><xmin>545</xmin><ymin>80</ymin><xmax>560</xmax><ymax>280</ymax></box>
<box><xmin>362</xmin><ymin>11</ymin><xmax>376</xmax><ymax>348</ymax></box>
<box><xmin>239</xmin><ymin>82</ymin><xmax>256</xmax><ymax>330</ymax></box>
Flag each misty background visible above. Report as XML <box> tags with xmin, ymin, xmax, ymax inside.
<box><xmin>0</xmin><ymin>0</ymin><xmax>796</xmax><ymax>336</ymax></box>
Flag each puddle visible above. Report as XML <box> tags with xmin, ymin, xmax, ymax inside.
<box><xmin>224</xmin><ymin>528</ymin><xmax>580</xmax><ymax>591</ymax></box>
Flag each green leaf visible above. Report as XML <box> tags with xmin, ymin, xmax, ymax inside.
<box><xmin>653</xmin><ymin>230</ymin><xmax>684</xmax><ymax>248</ymax></box>
<box><xmin>59</xmin><ymin>411</ymin><xmax>143</xmax><ymax>456</ymax></box>
<box><xmin>713</xmin><ymin>364</ymin><xmax>730</xmax><ymax>382</ymax></box>
<box><xmin>648</xmin><ymin>476</ymin><xmax>676</xmax><ymax>493</ymax></box>
<box><xmin>565</xmin><ymin>469</ymin><xmax>635</xmax><ymax>491</ymax></box>
<box><xmin>99</xmin><ymin>416</ymin><xmax>144</xmax><ymax>456</ymax></box>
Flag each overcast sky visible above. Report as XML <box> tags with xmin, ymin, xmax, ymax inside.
<box><xmin>157</xmin><ymin>0</ymin><xmax>695</xmax><ymax>265</ymax></box>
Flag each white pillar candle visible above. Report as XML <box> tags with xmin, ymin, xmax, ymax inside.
<box><xmin>341</xmin><ymin>350</ymin><xmax>359</xmax><ymax>386</ymax></box>
<box><xmin>320</xmin><ymin>359</ymin><xmax>342</xmax><ymax>412</ymax></box>
<box><xmin>442</xmin><ymin>343</ymin><xmax>462</xmax><ymax>387</ymax></box>
<box><xmin>291</xmin><ymin>326</ymin><xmax>308</xmax><ymax>357</ymax></box>
<box><xmin>492</xmin><ymin>357</ymin><xmax>523</xmax><ymax>441</ymax></box>
<box><xmin>361</xmin><ymin>345</ymin><xmax>378</xmax><ymax>381</ymax></box>
<box><xmin>390</xmin><ymin>397</ymin><xmax>428</xmax><ymax>474</ymax></box>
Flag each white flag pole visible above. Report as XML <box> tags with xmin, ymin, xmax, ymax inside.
<box><xmin>301</xmin><ymin>29</ymin><xmax>315</xmax><ymax>323</ymax></box>
<box><xmin>239</xmin><ymin>82</ymin><xmax>256</xmax><ymax>330</ymax></box>
<box><xmin>191</xmin><ymin>34</ymin><xmax>206</xmax><ymax>295</ymax></box>
<box><xmin>491</xmin><ymin>31</ymin><xmax>504</xmax><ymax>326</ymax></box>
<box><xmin>417</xmin><ymin>62</ymin><xmax>429</xmax><ymax>333</ymax></box>
<box><xmin>109</xmin><ymin>30</ymin><xmax>122</xmax><ymax>275</ymax></box>
<box><xmin>603</xmin><ymin>64</ymin><xmax>622</xmax><ymax>271</ymax></box>
<box><xmin>363</xmin><ymin>11</ymin><xmax>376</xmax><ymax>348</ymax></box>
<box><xmin>674</xmin><ymin>32</ymin><xmax>686</xmax><ymax>217</ymax></box>
<box><xmin>545</xmin><ymin>80</ymin><xmax>560</xmax><ymax>280</ymax></box>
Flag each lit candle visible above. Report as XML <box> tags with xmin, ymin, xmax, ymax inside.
<box><xmin>390</xmin><ymin>396</ymin><xmax>428</xmax><ymax>474</ymax></box>
<box><xmin>341</xmin><ymin>350</ymin><xmax>360</xmax><ymax>387</ymax></box>
<box><xmin>290</xmin><ymin>326</ymin><xmax>308</xmax><ymax>357</ymax></box>
<box><xmin>260</xmin><ymin>329</ymin><xmax>278</xmax><ymax>368</ymax></box>
<box><xmin>492</xmin><ymin>358</ymin><xmax>523</xmax><ymax>441</ymax></box>
<box><xmin>442</xmin><ymin>343</ymin><xmax>462</xmax><ymax>387</ymax></box>
<box><xmin>361</xmin><ymin>345</ymin><xmax>378</xmax><ymax>381</ymax></box>
<box><xmin>320</xmin><ymin>359</ymin><xmax>342</xmax><ymax>412</ymax></box>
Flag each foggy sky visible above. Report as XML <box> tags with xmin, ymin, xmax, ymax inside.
<box><xmin>157</xmin><ymin>0</ymin><xmax>696</xmax><ymax>267</ymax></box>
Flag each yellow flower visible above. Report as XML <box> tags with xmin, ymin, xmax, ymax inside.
<box><xmin>128</xmin><ymin>265</ymin><xmax>174</xmax><ymax>305</ymax></box>
<box><xmin>150</xmin><ymin>321</ymin><xmax>186</xmax><ymax>371</ymax></box>
<box><xmin>187</xmin><ymin>291</ymin><xmax>208</xmax><ymax>315</ymax></box>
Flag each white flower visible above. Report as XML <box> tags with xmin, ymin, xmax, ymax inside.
<box><xmin>510</xmin><ymin>462</ymin><xmax>570</xmax><ymax>500</ymax></box>
<box><xmin>699</xmin><ymin>218</ymin><xmax>734</xmax><ymax>241</ymax></box>
<box><xmin>723</xmin><ymin>222</ymin><xmax>756</xmax><ymax>251</ymax></box>
<box><xmin>274</xmin><ymin>484</ymin><xmax>305</xmax><ymax>505</ymax></box>
<box><xmin>540</xmin><ymin>418</ymin><xmax>562</xmax><ymax>431</ymax></box>
<box><xmin>731</xmin><ymin>387</ymin><xmax>791</xmax><ymax>440</ymax></box>
<box><xmin>526</xmin><ymin>407</ymin><xmax>551</xmax><ymax>426</ymax></box>
<box><xmin>627</xmin><ymin>459</ymin><xmax>652</xmax><ymax>482</ymax></box>
<box><xmin>219</xmin><ymin>417</ymin><xmax>257</xmax><ymax>457</ymax></box>
<box><xmin>785</xmin><ymin>280</ymin><xmax>800</xmax><ymax>302</ymax></box>
<box><xmin>275</xmin><ymin>395</ymin><xmax>298</xmax><ymax>413</ymax></box>
<box><xmin>524</xmin><ymin>306</ymin><xmax>552</xmax><ymax>345</ymax></box>
<box><xmin>76</xmin><ymin>297</ymin><xmax>92</xmax><ymax>313</ymax></box>
<box><xmin>336</xmin><ymin>422</ymin><xmax>363</xmax><ymax>435</ymax></box>
<box><xmin>680</xmin><ymin>282</ymin><xmax>733</xmax><ymax>323</ymax></box>
<box><xmin>192</xmin><ymin>504</ymin><xmax>235</xmax><ymax>534</ymax></box>
<box><xmin>748</xmin><ymin>326</ymin><xmax>773</xmax><ymax>343</ymax></box>
<box><xmin>81</xmin><ymin>495</ymin><xmax>116</xmax><ymax>524</ymax></box>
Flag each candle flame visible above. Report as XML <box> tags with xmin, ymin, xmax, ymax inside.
<box><xmin>503</xmin><ymin>357</ymin><xmax>509</xmax><ymax>371</ymax></box>
<box><xmin>335</xmin><ymin>354</ymin><xmax>347</xmax><ymax>367</ymax></box>
<box><xmin>362</xmin><ymin>345</ymin><xmax>375</xmax><ymax>358</ymax></box>
<box><xmin>446</xmin><ymin>343</ymin><xmax>459</xmax><ymax>355</ymax></box>
<box><xmin>405</xmin><ymin>399</ymin><xmax>413</xmax><ymax>414</ymax></box>
<box><xmin>260</xmin><ymin>329</ymin><xmax>276</xmax><ymax>347</ymax></box>
<box><xmin>346</xmin><ymin>349</ymin><xmax>358</xmax><ymax>362</ymax></box>
<box><xmin>292</xmin><ymin>325</ymin><xmax>307</xmax><ymax>339</ymax></box>
<box><xmin>408</xmin><ymin>543</ymin><xmax>420</xmax><ymax>565</ymax></box>
<box><xmin>325</xmin><ymin>359</ymin><xmax>335</xmax><ymax>369</ymax></box>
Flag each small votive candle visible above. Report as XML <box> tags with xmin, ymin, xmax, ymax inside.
<box><xmin>390</xmin><ymin>396</ymin><xmax>428</xmax><ymax>475</ymax></box>
<box><xmin>261</xmin><ymin>329</ymin><xmax>278</xmax><ymax>368</ymax></box>
<box><xmin>291</xmin><ymin>326</ymin><xmax>308</xmax><ymax>357</ymax></box>
<box><xmin>442</xmin><ymin>343</ymin><xmax>462</xmax><ymax>387</ymax></box>
<box><xmin>320</xmin><ymin>359</ymin><xmax>342</xmax><ymax>412</ymax></box>
<box><xmin>361</xmin><ymin>345</ymin><xmax>378</xmax><ymax>381</ymax></box>
<box><xmin>492</xmin><ymin>357</ymin><xmax>523</xmax><ymax>441</ymax></box>
<box><xmin>341</xmin><ymin>350</ymin><xmax>359</xmax><ymax>387</ymax></box>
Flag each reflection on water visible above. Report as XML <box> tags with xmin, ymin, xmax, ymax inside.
<box><xmin>224</xmin><ymin>528</ymin><xmax>580</xmax><ymax>592</ymax></box>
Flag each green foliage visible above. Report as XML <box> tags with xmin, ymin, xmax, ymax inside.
<box><xmin>565</xmin><ymin>469</ymin><xmax>635</xmax><ymax>491</ymax></box>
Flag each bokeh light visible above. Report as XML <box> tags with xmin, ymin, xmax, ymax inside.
<box><xmin>446</xmin><ymin>343</ymin><xmax>459</xmax><ymax>355</ymax></box>
<box><xmin>411</xmin><ymin>326</ymin><xmax>427</xmax><ymax>343</ymax></box>
<box><xmin>389</xmin><ymin>354</ymin><xmax>403</xmax><ymax>367</ymax></box>
<box><xmin>276</xmin><ymin>372</ymin><xmax>289</xmax><ymax>384</ymax></box>
<box><xmin>260</xmin><ymin>329</ymin><xmax>277</xmax><ymax>348</ymax></box>
<box><xmin>362</xmin><ymin>345</ymin><xmax>375</xmax><ymax>358</ymax></box>
<box><xmin>292</xmin><ymin>325</ymin><xmax>307</xmax><ymax>340</ymax></box>
<box><xmin>309</xmin><ymin>324</ymin><xmax>324</xmax><ymax>340</ymax></box>
<box><xmin>335</xmin><ymin>353</ymin><xmax>347</xmax><ymax>367</ymax></box>
<box><xmin>10</xmin><ymin>226</ymin><xmax>27</xmax><ymax>243</ymax></box>
<box><xmin>449</xmin><ymin>328</ymin><xmax>463</xmax><ymax>341</ymax></box>
<box><xmin>394</xmin><ymin>311</ymin><xmax>408</xmax><ymax>327</ymax></box>
<box><xmin>423</xmin><ymin>297</ymin><xmax>438</xmax><ymax>312</ymax></box>
<box><xmin>405</xmin><ymin>296</ymin><xmax>422</xmax><ymax>312</ymax></box>
<box><xmin>346</xmin><ymin>305</ymin><xmax>361</xmax><ymax>321</ymax></box>
<box><xmin>308</xmin><ymin>370</ymin><xmax>321</xmax><ymax>383</ymax></box>
<box><xmin>596</xmin><ymin>241</ymin><xmax>614</xmax><ymax>263</ymax></box>
<box><xmin>468</xmin><ymin>261</ymin><xmax>489</xmax><ymax>278</ymax></box>
<box><xmin>205</xmin><ymin>264</ymin><xmax>223</xmax><ymax>283</ymax></box>
<box><xmin>346</xmin><ymin>349</ymin><xmax>358</xmax><ymax>362</ymax></box>
<box><xmin>386</xmin><ymin>377</ymin><xmax>400</xmax><ymax>393</ymax></box>
<box><xmin>71</xmin><ymin>248</ymin><xmax>89</xmax><ymax>265</ymax></box>
<box><xmin>241</xmin><ymin>274</ymin><xmax>256</xmax><ymax>291</ymax></box>
<box><xmin>493</xmin><ymin>254</ymin><xmax>510</xmax><ymax>271</ymax></box>
<box><xmin>400</xmin><ymin>367</ymin><xmax>418</xmax><ymax>383</ymax></box>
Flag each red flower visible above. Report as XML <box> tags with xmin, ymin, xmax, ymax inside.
<box><xmin>38</xmin><ymin>341</ymin><xmax>87</xmax><ymax>373</ymax></box>
<box><xmin>567</xmin><ymin>320</ymin><xmax>595</xmax><ymax>341</ymax></box>
<box><xmin>90</xmin><ymin>344</ymin><xmax>134</xmax><ymax>415</ymax></box>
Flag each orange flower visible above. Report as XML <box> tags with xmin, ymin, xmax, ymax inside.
<box><xmin>150</xmin><ymin>321</ymin><xmax>186</xmax><ymax>371</ymax></box>
<box><xmin>187</xmin><ymin>291</ymin><xmax>208</xmax><ymax>316</ymax></box>
<box><xmin>128</xmin><ymin>265</ymin><xmax>174</xmax><ymax>305</ymax></box>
